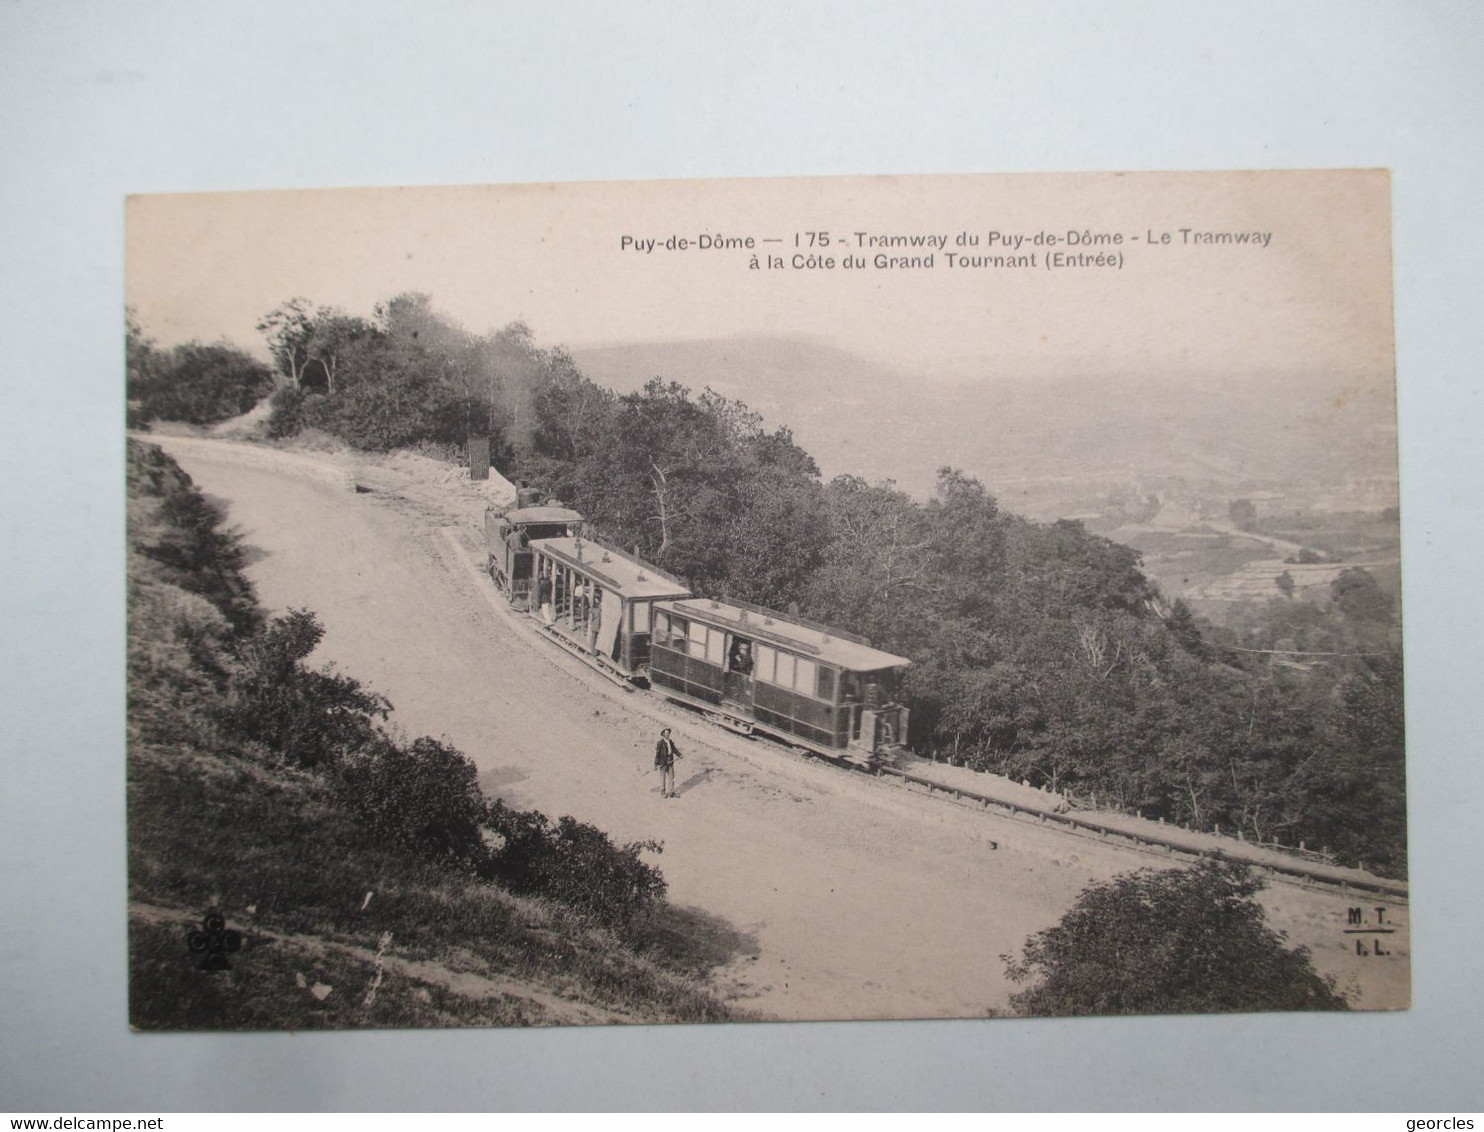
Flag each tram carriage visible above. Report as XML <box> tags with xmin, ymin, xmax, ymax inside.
<box><xmin>648</xmin><ymin>596</ymin><xmax>911</xmax><ymax>765</ymax></box>
<box><xmin>527</xmin><ymin>535</ymin><xmax>693</xmax><ymax>683</ymax></box>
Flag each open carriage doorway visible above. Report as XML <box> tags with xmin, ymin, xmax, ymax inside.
<box><xmin>723</xmin><ymin>636</ymin><xmax>755</xmax><ymax>708</ymax></box>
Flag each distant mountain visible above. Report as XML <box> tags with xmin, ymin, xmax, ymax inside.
<box><xmin>574</xmin><ymin>335</ymin><xmax>930</xmax><ymax>482</ymax></box>
<box><xmin>570</xmin><ymin>336</ymin><xmax>1398</xmax><ymax>518</ymax></box>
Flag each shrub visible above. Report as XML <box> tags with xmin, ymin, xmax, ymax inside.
<box><xmin>335</xmin><ymin>737</ymin><xmax>491</xmax><ymax>870</ymax></box>
<box><xmin>486</xmin><ymin>801</ymin><xmax>667</xmax><ymax>927</ymax></box>
<box><xmin>130</xmin><ymin>341</ymin><xmax>275</xmax><ymax>425</ymax></box>
<box><xmin>1003</xmin><ymin>859</ymin><xmax>1349</xmax><ymax>1016</ymax></box>
<box><xmin>266</xmin><ymin>384</ymin><xmax>332</xmax><ymax>439</ymax></box>
<box><xmin>220</xmin><ymin>609</ymin><xmax>390</xmax><ymax>769</ymax></box>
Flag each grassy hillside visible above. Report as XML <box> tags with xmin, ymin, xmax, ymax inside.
<box><xmin>127</xmin><ymin>440</ymin><xmax>742</xmax><ymax>1029</ymax></box>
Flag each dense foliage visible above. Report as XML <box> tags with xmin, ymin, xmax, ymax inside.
<box><xmin>128</xmin><ymin>315</ymin><xmax>276</xmax><ymax>426</ymax></box>
<box><xmin>249</xmin><ymin>295</ymin><xmax>1408</xmax><ymax>875</ymax></box>
<box><xmin>257</xmin><ymin>295</ymin><xmax>543</xmax><ymax>452</ymax></box>
<box><xmin>1003</xmin><ymin>860</ymin><xmax>1350</xmax><ymax>1015</ymax></box>
<box><xmin>485</xmin><ymin>803</ymin><xmax>668</xmax><ymax>926</ymax></box>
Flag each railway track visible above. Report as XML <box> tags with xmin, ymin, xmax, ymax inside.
<box><xmin>869</xmin><ymin>764</ymin><xmax>1409</xmax><ymax>902</ymax></box>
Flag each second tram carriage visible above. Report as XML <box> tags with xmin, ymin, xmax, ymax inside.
<box><xmin>648</xmin><ymin>597</ymin><xmax>910</xmax><ymax>765</ymax></box>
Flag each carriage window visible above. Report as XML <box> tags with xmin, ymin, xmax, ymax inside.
<box><xmin>794</xmin><ymin>657</ymin><xmax>817</xmax><ymax>696</ymax></box>
<box><xmin>671</xmin><ymin>616</ymin><xmax>689</xmax><ymax>654</ymax></box>
<box><xmin>653</xmin><ymin>610</ymin><xmax>670</xmax><ymax>646</ymax></box>
<box><xmin>705</xmin><ymin>627</ymin><xmax>726</xmax><ymax>666</ymax></box>
<box><xmin>754</xmin><ymin>644</ymin><xmax>776</xmax><ymax>684</ymax></box>
<box><xmin>816</xmin><ymin>666</ymin><xmax>836</xmax><ymax>701</ymax></box>
<box><xmin>775</xmin><ymin>652</ymin><xmax>795</xmax><ymax>691</ymax></box>
<box><xmin>632</xmin><ymin>602</ymin><xmax>651</xmax><ymax>633</ymax></box>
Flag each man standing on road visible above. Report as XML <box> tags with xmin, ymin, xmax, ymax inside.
<box><xmin>654</xmin><ymin>728</ymin><xmax>682</xmax><ymax>798</ymax></box>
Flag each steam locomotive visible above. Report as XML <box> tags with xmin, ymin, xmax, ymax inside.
<box><xmin>485</xmin><ymin>491</ymin><xmax>911</xmax><ymax>765</ymax></box>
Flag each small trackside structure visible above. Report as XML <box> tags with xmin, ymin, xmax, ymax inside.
<box><xmin>529</xmin><ymin>535</ymin><xmax>693</xmax><ymax>683</ymax></box>
<box><xmin>648</xmin><ymin>596</ymin><xmax>911</xmax><ymax>765</ymax></box>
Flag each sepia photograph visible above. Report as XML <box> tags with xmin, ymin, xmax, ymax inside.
<box><xmin>123</xmin><ymin>170</ymin><xmax>1407</xmax><ymax>1030</ymax></box>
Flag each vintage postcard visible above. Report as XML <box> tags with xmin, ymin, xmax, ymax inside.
<box><xmin>125</xmin><ymin>171</ymin><xmax>1405</xmax><ymax>1029</ymax></box>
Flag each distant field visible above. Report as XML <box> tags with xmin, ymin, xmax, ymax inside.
<box><xmin>1115</xmin><ymin>512</ymin><xmax>1401</xmax><ymax>616</ymax></box>
<box><xmin>1119</xmin><ymin>529</ymin><xmax>1278</xmax><ymax>601</ymax></box>
<box><xmin>1256</xmin><ymin>513</ymin><xmax>1401</xmax><ymax>561</ymax></box>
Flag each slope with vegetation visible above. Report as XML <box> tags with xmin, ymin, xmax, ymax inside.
<box><xmin>141</xmin><ymin>292</ymin><xmax>1406</xmax><ymax>877</ymax></box>
<box><xmin>128</xmin><ymin>439</ymin><xmax>739</xmax><ymax>1028</ymax></box>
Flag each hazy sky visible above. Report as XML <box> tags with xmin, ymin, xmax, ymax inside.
<box><xmin>128</xmin><ymin>170</ymin><xmax>1395</xmax><ymax>392</ymax></box>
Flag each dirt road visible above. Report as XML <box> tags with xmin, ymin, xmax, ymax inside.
<box><xmin>151</xmin><ymin>436</ymin><xmax>1410</xmax><ymax>1018</ymax></box>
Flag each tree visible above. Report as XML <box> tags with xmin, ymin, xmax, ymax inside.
<box><xmin>126</xmin><ymin>310</ymin><xmax>159</xmax><ymax>408</ymax></box>
<box><xmin>805</xmin><ymin>474</ymin><xmax>931</xmax><ymax>647</ymax></box>
<box><xmin>923</xmin><ymin>467</ymin><xmax>1004</xmax><ymax>628</ymax></box>
<box><xmin>1331</xmin><ymin>567</ymin><xmax>1394</xmax><ymax>624</ymax></box>
<box><xmin>300</xmin><ymin>310</ymin><xmax>376</xmax><ymax>396</ymax></box>
<box><xmin>256</xmin><ymin>298</ymin><xmax>318</xmax><ymax>389</ymax></box>
<box><xmin>1003</xmin><ymin>860</ymin><xmax>1349</xmax><ymax>1016</ymax></box>
<box><xmin>1167</xmin><ymin>598</ymin><xmax>1205</xmax><ymax>655</ymax></box>
<box><xmin>1291</xmin><ymin>651</ymin><xmax>1407</xmax><ymax>875</ymax></box>
<box><xmin>1229</xmin><ymin>498</ymin><xmax>1258</xmax><ymax>529</ymax></box>
<box><xmin>1275</xmin><ymin>570</ymin><xmax>1296</xmax><ymax>599</ymax></box>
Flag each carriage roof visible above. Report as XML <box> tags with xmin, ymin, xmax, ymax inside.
<box><xmin>657</xmin><ymin>597</ymin><xmax>910</xmax><ymax>673</ymax></box>
<box><xmin>531</xmin><ymin>537</ymin><xmax>693</xmax><ymax>601</ymax></box>
<box><xmin>503</xmin><ymin>506</ymin><xmax>584</xmax><ymax>525</ymax></box>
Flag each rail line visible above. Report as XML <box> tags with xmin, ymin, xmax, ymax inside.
<box><xmin>869</xmin><ymin>764</ymin><xmax>1409</xmax><ymax>902</ymax></box>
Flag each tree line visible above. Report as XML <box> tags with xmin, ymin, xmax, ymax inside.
<box><xmin>131</xmin><ymin>293</ymin><xmax>1407</xmax><ymax>875</ymax></box>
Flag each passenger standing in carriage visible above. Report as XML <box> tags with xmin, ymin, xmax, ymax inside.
<box><xmin>728</xmin><ymin>638</ymin><xmax>754</xmax><ymax>675</ymax></box>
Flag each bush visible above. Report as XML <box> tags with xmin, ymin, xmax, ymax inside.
<box><xmin>131</xmin><ymin>341</ymin><xmax>275</xmax><ymax>425</ymax></box>
<box><xmin>335</xmin><ymin>737</ymin><xmax>491</xmax><ymax>870</ymax></box>
<box><xmin>266</xmin><ymin>384</ymin><xmax>332</xmax><ymax>439</ymax></box>
<box><xmin>486</xmin><ymin>801</ymin><xmax>667</xmax><ymax>927</ymax></box>
<box><xmin>1003</xmin><ymin>859</ymin><xmax>1349</xmax><ymax>1016</ymax></box>
<box><xmin>219</xmin><ymin>609</ymin><xmax>390</xmax><ymax>769</ymax></box>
